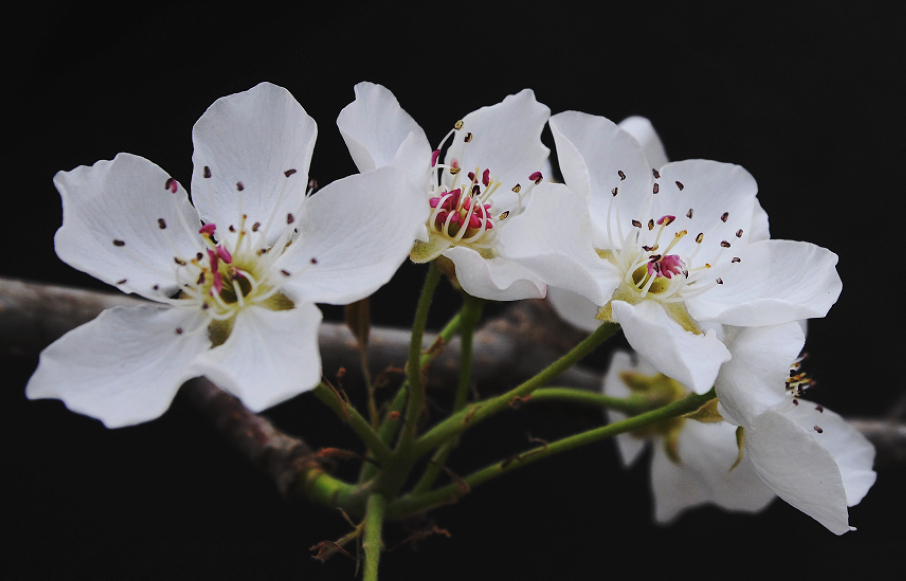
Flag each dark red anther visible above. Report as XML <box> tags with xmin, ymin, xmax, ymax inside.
<box><xmin>482</xmin><ymin>168</ymin><xmax>491</xmax><ymax>187</ymax></box>
<box><xmin>529</xmin><ymin>171</ymin><xmax>543</xmax><ymax>184</ymax></box>
<box><xmin>431</xmin><ymin>150</ymin><xmax>440</xmax><ymax>167</ymax></box>
<box><xmin>165</xmin><ymin>178</ymin><xmax>178</xmax><ymax>193</ymax></box>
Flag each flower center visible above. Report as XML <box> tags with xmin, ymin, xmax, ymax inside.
<box><xmin>172</xmin><ymin>215</ymin><xmax>295</xmax><ymax>324</ymax></box>
<box><xmin>426</xmin><ymin>120</ymin><xmax>544</xmax><ymax>253</ymax></box>
<box><xmin>603</xmin><ymin>176</ymin><xmax>742</xmax><ymax>305</ymax></box>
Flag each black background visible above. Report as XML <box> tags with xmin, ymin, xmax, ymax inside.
<box><xmin>4</xmin><ymin>2</ymin><xmax>902</xmax><ymax>579</ymax></box>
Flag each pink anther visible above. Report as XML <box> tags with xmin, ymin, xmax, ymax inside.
<box><xmin>431</xmin><ymin>150</ymin><xmax>440</xmax><ymax>167</ymax></box>
<box><xmin>216</xmin><ymin>245</ymin><xmax>233</xmax><ymax>264</ymax></box>
<box><xmin>656</xmin><ymin>215</ymin><xmax>676</xmax><ymax>226</ymax></box>
<box><xmin>199</xmin><ymin>223</ymin><xmax>217</xmax><ymax>236</ymax></box>
<box><xmin>482</xmin><ymin>168</ymin><xmax>491</xmax><ymax>187</ymax></box>
<box><xmin>529</xmin><ymin>171</ymin><xmax>543</xmax><ymax>184</ymax></box>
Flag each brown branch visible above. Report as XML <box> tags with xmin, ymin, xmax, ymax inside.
<box><xmin>3</xmin><ymin>276</ymin><xmax>906</xmax><ymax>471</ymax></box>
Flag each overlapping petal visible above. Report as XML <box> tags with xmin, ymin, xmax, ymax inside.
<box><xmin>277</xmin><ymin>167</ymin><xmax>428</xmax><ymax>305</ymax></box>
<box><xmin>687</xmin><ymin>240</ymin><xmax>842</xmax><ymax>326</ymax></box>
<box><xmin>26</xmin><ymin>305</ymin><xmax>210</xmax><ymax>427</ymax></box>
<box><xmin>190</xmin><ymin>304</ymin><xmax>323</xmax><ymax>412</ymax></box>
<box><xmin>191</xmin><ymin>82</ymin><xmax>316</xmax><ymax>246</ymax></box>
<box><xmin>611</xmin><ymin>300</ymin><xmax>730</xmax><ymax>394</ymax></box>
<box><xmin>53</xmin><ymin>153</ymin><xmax>201</xmax><ymax>300</ymax></box>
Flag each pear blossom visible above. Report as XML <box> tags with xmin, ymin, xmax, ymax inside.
<box><xmin>27</xmin><ymin>82</ymin><xmax>426</xmax><ymax>428</ymax></box>
<box><xmin>604</xmin><ymin>351</ymin><xmax>775</xmax><ymax>523</ymax></box>
<box><xmin>715</xmin><ymin>322</ymin><xmax>876</xmax><ymax>534</ymax></box>
<box><xmin>337</xmin><ymin>82</ymin><xmax>598</xmax><ymax>301</ymax></box>
<box><xmin>546</xmin><ymin>112</ymin><xmax>842</xmax><ymax>392</ymax></box>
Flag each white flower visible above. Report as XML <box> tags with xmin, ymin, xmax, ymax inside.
<box><xmin>337</xmin><ymin>82</ymin><xmax>594</xmax><ymax>301</ymax></box>
<box><xmin>547</xmin><ymin>112</ymin><xmax>842</xmax><ymax>392</ymax></box>
<box><xmin>27</xmin><ymin>83</ymin><xmax>426</xmax><ymax>428</ymax></box>
<box><xmin>715</xmin><ymin>323</ymin><xmax>876</xmax><ymax>534</ymax></box>
<box><xmin>604</xmin><ymin>351</ymin><xmax>776</xmax><ymax>524</ymax></box>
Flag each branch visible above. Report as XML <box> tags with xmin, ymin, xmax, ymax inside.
<box><xmin>3</xmin><ymin>276</ymin><xmax>905</xmax><ymax>472</ymax></box>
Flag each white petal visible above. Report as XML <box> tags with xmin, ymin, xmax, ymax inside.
<box><xmin>715</xmin><ymin>323</ymin><xmax>804</xmax><ymax>426</ymax></box>
<box><xmin>447</xmin><ymin>89</ymin><xmax>550</xmax><ymax>191</ymax></box>
<box><xmin>611</xmin><ymin>300</ymin><xmax>730</xmax><ymax>394</ymax></box>
<box><xmin>53</xmin><ymin>153</ymin><xmax>202</xmax><ymax>301</ymax></box>
<box><xmin>550</xmin><ymin>111</ymin><xmax>652</xmax><ymax>248</ymax></box>
<box><xmin>746</xmin><ymin>409</ymin><xmax>855</xmax><ymax>534</ymax></box>
<box><xmin>547</xmin><ymin>286</ymin><xmax>602</xmax><ymax>332</ymax></box>
<box><xmin>26</xmin><ymin>305</ymin><xmax>209</xmax><ymax>428</ymax></box>
<box><xmin>687</xmin><ymin>240</ymin><xmax>842</xmax><ymax>326</ymax></box>
<box><xmin>191</xmin><ymin>83</ymin><xmax>316</xmax><ymax>245</ymax></box>
<box><xmin>749</xmin><ymin>197</ymin><xmax>771</xmax><ymax>242</ymax></box>
<box><xmin>649</xmin><ymin>421</ymin><xmax>775</xmax><ymax>523</ymax></box>
<box><xmin>443</xmin><ymin>246</ymin><xmax>545</xmax><ymax>301</ymax></box>
<box><xmin>337</xmin><ymin>82</ymin><xmax>432</xmax><ymax>187</ymax></box>
<box><xmin>784</xmin><ymin>401</ymin><xmax>876</xmax><ymax>506</ymax></box>
<box><xmin>278</xmin><ymin>167</ymin><xmax>427</xmax><ymax>305</ymax></box>
<box><xmin>618</xmin><ymin>116</ymin><xmax>669</xmax><ymax>169</ymax></box>
<box><xmin>602</xmin><ymin>351</ymin><xmax>652</xmax><ymax>467</ymax></box>
<box><xmin>190</xmin><ymin>304</ymin><xmax>322</xmax><ymax>412</ymax></box>
<box><xmin>651</xmin><ymin>160</ymin><xmax>759</xmax><ymax>258</ymax></box>
<box><xmin>499</xmin><ymin>183</ymin><xmax>620</xmax><ymax>305</ymax></box>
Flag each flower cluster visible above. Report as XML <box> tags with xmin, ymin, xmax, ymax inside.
<box><xmin>27</xmin><ymin>82</ymin><xmax>873</xmax><ymax>536</ymax></box>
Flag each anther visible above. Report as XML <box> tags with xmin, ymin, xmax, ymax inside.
<box><xmin>721</xmin><ymin>240</ymin><xmax>731</xmax><ymax>248</ymax></box>
<box><xmin>203</xmin><ymin>166</ymin><xmax>212</xmax><ymax>178</ymax></box>
<box><xmin>793</xmin><ymin>399</ymin><xmax>799</xmax><ymax>406</ymax></box>
<box><xmin>228</xmin><ymin>225</ymin><xmax>236</xmax><ymax>233</ymax></box>
<box><xmin>310</xmin><ymin>257</ymin><xmax>318</xmax><ymax>264</ymax></box>
<box><xmin>236</xmin><ymin>182</ymin><xmax>245</xmax><ymax>191</ymax></box>
<box><xmin>464</xmin><ymin>132</ymin><xmax>473</xmax><ymax>142</ymax></box>
<box><xmin>530</xmin><ymin>171</ymin><xmax>543</xmax><ymax>184</ymax></box>
<box><xmin>721</xmin><ymin>212</ymin><xmax>729</xmax><ymax>222</ymax></box>
<box><xmin>483</xmin><ymin>169</ymin><xmax>491</xmax><ymax>187</ymax></box>
<box><xmin>431</xmin><ymin>150</ymin><xmax>440</xmax><ymax>166</ymax></box>
<box><xmin>196</xmin><ymin>252</ymin><xmax>203</xmax><ymax>260</ymax></box>
<box><xmin>657</xmin><ymin>215</ymin><xmax>675</xmax><ymax>226</ymax></box>
<box><xmin>512</xmin><ymin>184</ymin><xmax>521</xmax><ymax>193</ymax></box>
<box><xmin>731</xmin><ymin>257</ymin><xmax>741</xmax><ymax>263</ymax></box>
<box><xmin>675</xmin><ymin>181</ymin><xmax>684</xmax><ymax>191</ymax></box>
<box><xmin>652</xmin><ymin>183</ymin><xmax>660</xmax><ymax>194</ymax></box>
<box><xmin>281</xmin><ymin>269</ymin><xmax>291</xmax><ymax>276</ymax></box>
<box><xmin>686</xmin><ymin>209</ymin><xmax>693</xmax><ymax>219</ymax></box>
<box><xmin>165</xmin><ymin>178</ymin><xmax>178</xmax><ymax>193</ymax></box>
<box><xmin>632</xmin><ymin>220</ymin><xmax>642</xmax><ymax>228</ymax></box>
<box><xmin>284</xmin><ymin>168</ymin><xmax>297</xmax><ymax>177</ymax></box>
<box><xmin>199</xmin><ymin>223</ymin><xmax>216</xmax><ymax>236</ymax></box>
<box><xmin>716</xmin><ymin>277</ymin><xmax>723</xmax><ymax>284</ymax></box>
<box><xmin>454</xmin><ymin>120</ymin><xmax>464</xmax><ymax>130</ymax></box>
<box><xmin>695</xmin><ymin>233</ymin><xmax>704</xmax><ymax>243</ymax></box>
<box><xmin>152</xmin><ymin>285</ymin><xmax>159</xmax><ymax>291</ymax></box>
<box><xmin>252</xmin><ymin>222</ymin><xmax>260</xmax><ymax>232</ymax></box>
<box><xmin>647</xmin><ymin>219</ymin><xmax>654</xmax><ymax>230</ymax></box>
<box><xmin>736</xmin><ymin>229</ymin><xmax>743</xmax><ymax>238</ymax></box>
<box><xmin>176</xmin><ymin>327</ymin><xmax>183</xmax><ymax>335</ymax></box>
<box><xmin>116</xmin><ymin>278</ymin><xmax>127</xmax><ymax>285</ymax></box>
<box><xmin>113</xmin><ymin>239</ymin><xmax>125</xmax><ymax>247</ymax></box>
<box><xmin>498</xmin><ymin>211</ymin><xmax>509</xmax><ymax>220</ymax></box>
<box><xmin>450</xmin><ymin>166</ymin><xmax>461</xmax><ymax>175</ymax></box>
<box><xmin>652</xmin><ymin>168</ymin><xmax>660</xmax><ymax>179</ymax></box>
<box><xmin>196</xmin><ymin>272</ymin><xmax>205</xmax><ymax>285</ymax></box>
<box><xmin>158</xmin><ymin>218</ymin><xmax>167</xmax><ymax>229</ymax></box>
<box><xmin>612</xmin><ymin>187</ymin><xmax>619</xmax><ymax>196</ymax></box>
<box><xmin>814</xmin><ymin>425</ymin><xmax>823</xmax><ymax>433</ymax></box>
<box><xmin>287</xmin><ymin>213</ymin><xmax>295</xmax><ymax>224</ymax></box>
<box><xmin>174</xmin><ymin>257</ymin><xmax>187</xmax><ymax>266</ymax></box>
<box><xmin>816</xmin><ymin>405</ymin><xmax>824</xmax><ymax>413</ymax></box>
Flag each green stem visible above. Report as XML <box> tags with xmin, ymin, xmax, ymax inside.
<box><xmin>410</xmin><ymin>293</ymin><xmax>484</xmax><ymax>495</ymax></box>
<box><xmin>530</xmin><ymin>387</ymin><xmax>650</xmax><ymax>415</ymax></box>
<box><xmin>413</xmin><ymin>321</ymin><xmax>620</xmax><ymax>460</ymax></box>
<box><xmin>362</xmin><ymin>492</ymin><xmax>389</xmax><ymax>581</ymax></box>
<box><xmin>313</xmin><ymin>383</ymin><xmax>393</xmax><ymax>467</ymax></box>
<box><xmin>296</xmin><ymin>468</ymin><xmax>371</xmax><ymax>517</ymax></box>
<box><xmin>387</xmin><ymin>388</ymin><xmax>716</xmax><ymax>519</ymax></box>
<box><xmin>359</xmin><ymin>310</ymin><xmax>463</xmax><ymax>483</ymax></box>
<box><xmin>401</xmin><ymin>261</ymin><xmax>442</xmax><ymax>446</ymax></box>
